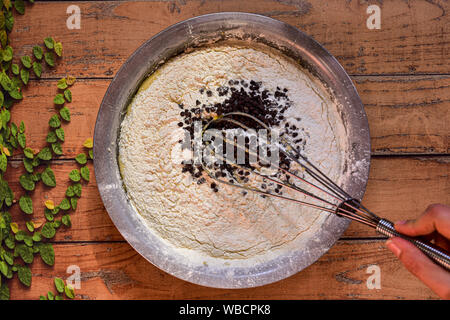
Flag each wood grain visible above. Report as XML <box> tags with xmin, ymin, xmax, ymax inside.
<box><xmin>5</xmin><ymin>157</ymin><xmax>448</xmax><ymax>241</ymax></box>
<box><xmin>4</xmin><ymin>0</ymin><xmax>449</xmax><ymax>301</ymax></box>
<box><xmin>11</xmin><ymin>75</ymin><xmax>450</xmax><ymax>159</ymax></box>
<box><xmin>10</xmin><ymin>0</ymin><xmax>450</xmax><ymax>78</ymax></box>
<box><xmin>354</xmin><ymin>75</ymin><xmax>450</xmax><ymax>155</ymax></box>
<box><xmin>7</xmin><ymin>240</ymin><xmax>437</xmax><ymax>300</ymax></box>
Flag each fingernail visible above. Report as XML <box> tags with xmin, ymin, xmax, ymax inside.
<box><xmin>386</xmin><ymin>239</ymin><xmax>402</xmax><ymax>258</ymax></box>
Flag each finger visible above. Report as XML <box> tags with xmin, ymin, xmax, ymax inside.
<box><xmin>395</xmin><ymin>204</ymin><xmax>450</xmax><ymax>239</ymax></box>
<box><xmin>434</xmin><ymin>233</ymin><xmax>450</xmax><ymax>252</ymax></box>
<box><xmin>386</xmin><ymin>237</ymin><xmax>450</xmax><ymax>299</ymax></box>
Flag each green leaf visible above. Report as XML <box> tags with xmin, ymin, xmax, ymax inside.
<box><xmin>39</xmin><ymin>295</ymin><xmax>47</xmax><ymax>300</ymax></box>
<box><xmin>32</xmin><ymin>232</ymin><xmax>41</xmax><ymax>242</ymax></box>
<box><xmin>52</xmin><ymin>219</ymin><xmax>61</xmax><ymax>229</ymax></box>
<box><xmin>31</xmin><ymin>172</ymin><xmax>41</xmax><ymax>182</ymax></box>
<box><xmin>19</xmin><ymin>174</ymin><xmax>35</xmax><ymax>191</ymax></box>
<box><xmin>17</xmin><ymin>132</ymin><xmax>26</xmax><ymax>148</ymax></box>
<box><xmin>0</xmin><ymin>30</ymin><xmax>6</xmax><ymax>49</ymax></box>
<box><xmin>19</xmin><ymin>121</ymin><xmax>25</xmax><ymax>133</ymax></box>
<box><xmin>44</xmin><ymin>52</ymin><xmax>55</xmax><ymax>67</ymax></box>
<box><xmin>23</xmin><ymin>158</ymin><xmax>33</xmax><ymax>173</ymax></box>
<box><xmin>31</xmin><ymin>157</ymin><xmax>40</xmax><ymax>167</ymax></box>
<box><xmin>4</xmin><ymin>234</ymin><xmax>15</xmax><ymax>249</ymax></box>
<box><xmin>65</xmin><ymin>185</ymin><xmax>74</xmax><ymax>197</ymax></box>
<box><xmin>24</xmin><ymin>234</ymin><xmax>33</xmax><ymax>247</ymax></box>
<box><xmin>19</xmin><ymin>195</ymin><xmax>33</xmax><ymax>214</ymax></box>
<box><xmin>54</xmin><ymin>277</ymin><xmax>65</xmax><ymax>293</ymax></box>
<box><xmin>44</xmin><ymin>208</ymin><xmax>53</xmax><ymax>222</ymax></box>
<box><xmin>61</xmin><ymin>214</ymin><xmax>71</xmax><ymax>227</ymax></box>
<box><xmin>68</xmin><ymin>169</ymin><xmax>80</xmax><ymax>182</ymax></box>
<box><xmin>80</xmin><ymin>166</ymin><xmax>90</xmax><ymax>182</ymax></box>
<box><xmin>44</xmin><ymin>37</ymin><xmax>54</xmax><ymax>49</ymax></box>
<box><xmin>17</xmin><ymin>244</ymin><xmax>33</xmax><ymax>263</ymax></box>
<box><xmin>9</xmin><ymin>88</ymin><xmax>22</xmax><ymax>100</ymax></box>
<box><xmin>54</xmin><ymin>42</ymin><xmax>63</xmax><ymax>57</ymax></box>
<box><xmin>48</xmin><ymin>114</ymin><xmax>61</xmax><ymax>128</ymax></box>
<box><xmin>64</xmin><ymin>285</ymin><xmax>75</xmax><ymax>299</ymax></box>
<box><xmin>0</xmin><ymin>72</ymin><xmax>13</xmax><ymax>91</ymax></box>
<box><xmin>70</xmin><ymin>197</ymin><xmax>77</xmax><ymax>210</ymax></box>
<box><xmin>55</xmin><ymin>295</ymin><xmax>64</xmax><ymax>300</ymax></box>
<box><xmin>37</xmin><ymin>243</ymin><xmax>54</xmax><ymax>266</ymax></box>
<box><xmin>41</xmin><ymin>222</ymin><xmax>56</xmax><ymax>239</ymax></box>
<box><xmin>0</xmin><ymin>153</ymin><xmax>6</xmax><ymax>172</ymax></box>
<box><xmin>59</xmin><ymin>198</ymin><xmax>70</xmax><ymax>211</ymax></box>
<box><xmin>5</xmin><ymin>10</ymin><xmax>13</xmax><ymax>31</ymax></box>
<box><xmin>89</xmin><ymin>149</ymin><xmax>93</xmax><ymax>160</ymax></box>
<box><xmin>33</xmin><ymin>46</ymin><xmax>43</xmax><ymax>60</ymax></box>
<box><xmin>20</xmin><ymin>56</ymin><xmax>31</xmax><ymax>69</ymax></box>
<box><xmin>73</xmin><ymin>183</ymin><xmax>82</xmax><ymax>197</ymax></box>
<box><xmin>2</xmin><ymin>46</ymin><xmax>13</xmax><ymax>62</ymax></box>
<box><xmin>57</xmin><ymin>78</ymin><xmax>67</xmax><ymax>90</ymax></box>
<box><xmin>15</xmin><ymin>230</ymin><xmax>27</xmax><ymax>241</ymax></box>
<box><xmin>64</xmin><ymin>89</ymin><xmax>72</xmax><ymax>102</ymax></box>
<box><xmin>20</xmin><ymin>68</ymin><xmax>29</xmax><ymax>85</ymax></box>
<box><xmin>46</xmin><ymin>131</ymin><xmax>57</xmax><ymax>143</ymax></box>
<box><xmin>32</xmin><ymin>62</ymin><xmax>42</xmax><ymax>78</ymax></box>
<box><xmin>55</xmin><ymin>127</ymin><xmax>64</xmax><ymax>141</ymax></box>
<box><xmin>11</xmin><ymin>63</ymin><xmax>19</xmax><ymax>75</ymax></box>
<box><xmin>59</xmin><ymin>107</ymin><xmax>70</xmax><ymax>121</ymax></box>
<box><xmin>17</xmin><ymin>265</ymin><xmax>31</xmax><ymax>287</ymax></box>
<box><xmin>23</xmin><ymin>147</ymin><xmax>33</xmax><ymax>159</ymax></box>
<box><xmin>75</xmin><ymin>153</ymin><xmax>87</xmax><ymax>165</ymax></box>
<box><xmin>13</xmin><ymin>0</ymin><xmax>25</xmax><ymax>14</ymax></box>
<box><xmin>53</xmin><ymin>93</ymin><xmax>65</xmax><ymax>105</ymax></box>
<box><xmin>0</xmin><ymin>283</ymin><xmax>10</xmax><ymax>300</ymax></box>
<box><xmin>41</xmin><ymin>167</ymin><xmax>56</xmax><ymax>187</ymax></box>
<box><xmin>0</xmin><ymin>261</ymin><xmax>8</xmax><ymax>276</ymax></box>
<box><xmin>51</xmin><ymin>142</ymin><xmax>62</xmax><ymax>155</ymax></box>
<box><xmin>26</xmin><ymin>221</ymin><xmax>34</xmax><ymax>232</ymax></box>
<box><xmin>0</xmin><ymin>11</ymin><xmax>4</xmax><ymax>30</ymax></box>
<box><xmin>3</xmin><ymin>251</ymin><xmax>13</xmax><ymax>265</ymax></box>
<box><xmin>37</xmin><ymin>147</ymin><xmax>52</xmax><ymax>160</ymax></box>
<box><xmin>47</xmin><ymin>291</ymin><xmax>54</xmax><ymax>300</ymax></box>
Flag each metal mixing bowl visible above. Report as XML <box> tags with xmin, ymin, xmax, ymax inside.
<box><xmin>93</xmin><ymin>12</ymin><xmax>371</xmax><ymax>288</ymax></box>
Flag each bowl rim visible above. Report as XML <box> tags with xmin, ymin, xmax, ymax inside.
<box><xmin>93</xmin><ymin>12</ymin><xmax>371</xmax><ymax>288</ymax></box>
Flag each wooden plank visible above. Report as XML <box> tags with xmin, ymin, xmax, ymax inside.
<box><xmin>11</xmin><ymin>75</ymin><xmax>450</xmax><ymax>159</ymax></box>
<box><xmin>354</xmin><ymin>75</ymin><xmax>450</xmax><ymax>155</ymax></box>
<box><xmin>10</xmin><ymin>0</ymin><xmax>449</xmax><ymax>78</ymax></box>
<box><xmin>6</xmin><ymin>240</ymin><xmax>438</xmax><ymax>300</ymax></box>
<box><xmin>5</xmin><ymin>157</ymin><xmax>449</xmax><ymax>241</ymax></box>
<box><xmin>345</xmin><ymin>156</ymin><xmax>450</xmax><ymax>237</ymax></box>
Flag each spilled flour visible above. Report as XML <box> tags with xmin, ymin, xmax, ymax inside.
<box><xmin>118</xmin><ymin>43</ymin><xmax>348</xmax><ymax>267</ymax></box>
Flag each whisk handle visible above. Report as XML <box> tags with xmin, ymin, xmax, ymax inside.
<box><xmin>376</xmin><ymin>219</ymin><xmax>450</xmax><ymax>271</ymax></box>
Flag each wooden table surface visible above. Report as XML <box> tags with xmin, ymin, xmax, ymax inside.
<box><xmin>7</xmin><ymin>0</ymin><xmax>449</xmax><ymax>299</ymax></box>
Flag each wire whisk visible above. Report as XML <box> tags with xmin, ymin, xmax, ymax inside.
<box><xmin>200</xmin><ymin>112</ymin><xmax>450</xmax><ymax>270</ymax></box>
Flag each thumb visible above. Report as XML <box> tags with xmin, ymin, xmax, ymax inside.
<box><xmin>386</xmin><ymin>237</ymin><xmax>450</xmax><ymax>299</ymax></box>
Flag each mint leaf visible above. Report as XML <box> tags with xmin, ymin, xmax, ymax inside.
<box><xmin>33</xmin><ymin>46</ymin><xmax>43</xmax><ymax>60</ymax></box>
<box><xmin>37</xmin><ymin>147</ymin><xmax>52</xmax><ymax>161</ymax></box>
<box><xmin>68</xmin><ymin>169</ymin><xmax>80</xmax><ymax>182</ymax></box>
<box><xmin>75</xmin><ymin>153</ymin><xmax>87</xmax><ymax>165</ymax></box>
<box><xmin>80</xmin><ymin>166</ymin><xmax>90</xmax><ymax>182</ymax></box>
<box><xmin>41</xmin><ymin>167</ymin><xmax>56</xmax><ymax>187</ymax></box>
<box><xmin>19</xmin><ymin>195</ymin><xmax>33</xmax><ymax>214</ymax></box>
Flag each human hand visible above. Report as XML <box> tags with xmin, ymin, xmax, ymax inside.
<box><xmin>385</xmin><ymin>204</ymin><xmax>450</xmax><ymax>299</ymax></box>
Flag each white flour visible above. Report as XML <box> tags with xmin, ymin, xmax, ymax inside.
<box><xmin>118</xmin><ymin>44</ymin><xmax>348</xmax><ymax>267</ymax></box>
